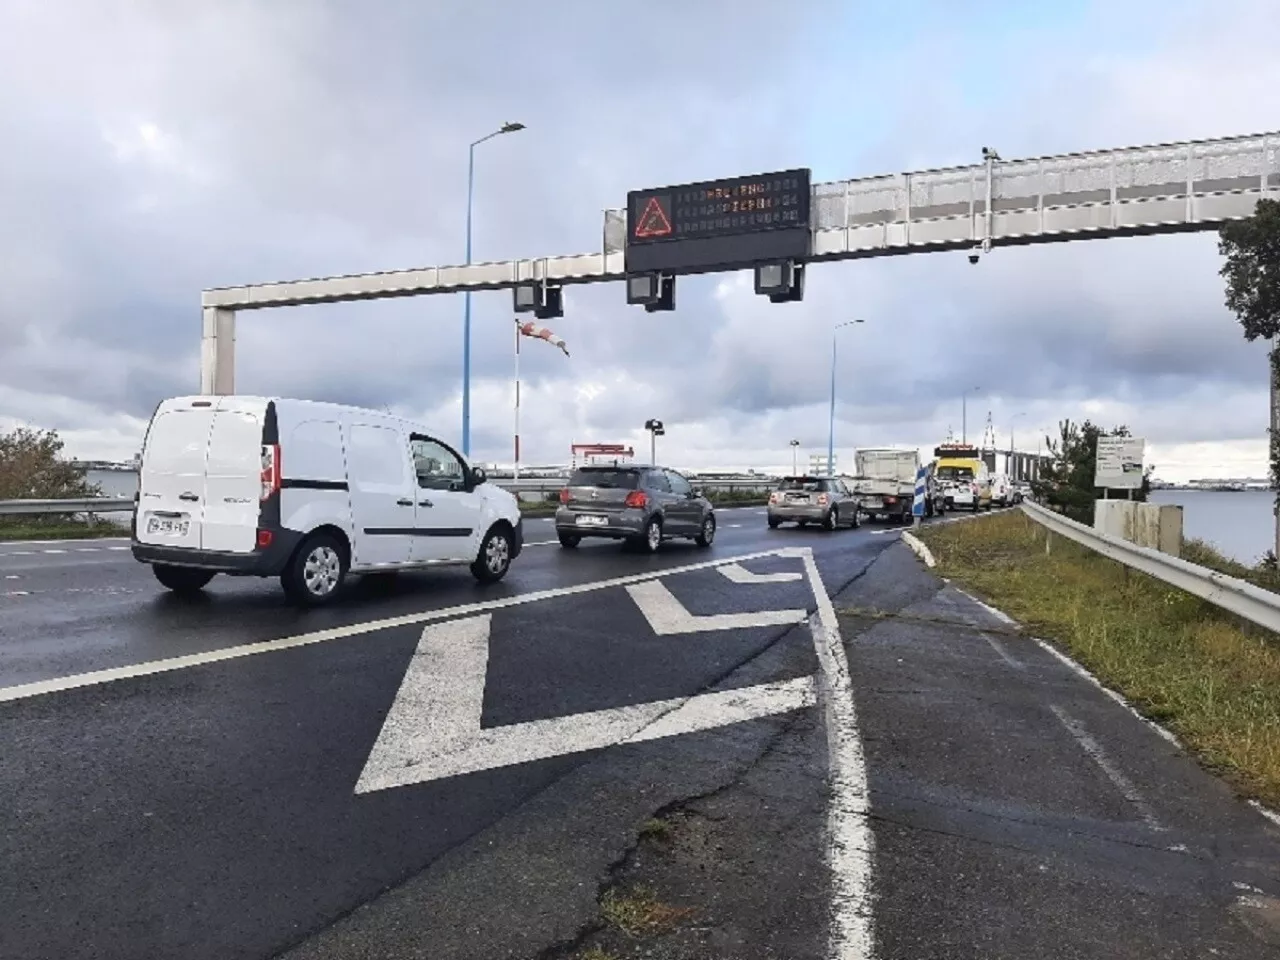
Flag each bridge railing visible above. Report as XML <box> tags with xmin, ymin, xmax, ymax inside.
<box><xmin>0</xmin><ymin>478</ymin><xmax>780</xmax><ymax>518</ymax></box>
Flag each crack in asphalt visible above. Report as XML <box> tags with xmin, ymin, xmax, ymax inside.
<box><xmin>533</xmin><ymin>710</ymin><xmax>813</xmax><ymax>960</ymax></box>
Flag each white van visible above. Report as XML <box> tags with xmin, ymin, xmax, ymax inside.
<box><xmin>131</xmin><ymin>395</ymin><xmax>524</xmax><ymax>605</ymax></box>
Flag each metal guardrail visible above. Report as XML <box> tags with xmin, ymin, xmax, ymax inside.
<box><xmin>0</xmin><ymin>478</ymin><xmax>777</xmax><ymax>517</ymax></box>
<box><xmin>1020</xmin><ymin>499</ymin><xmax>1280</xmax><ymax>635</ymax></box>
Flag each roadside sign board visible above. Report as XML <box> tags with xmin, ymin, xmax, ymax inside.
<box><xmin>625</xmin><ymin>168</ymin><xmax>812</xmax><ymax>275</ymax></box>
<box><xmin>1095</xmin><ymin>436</ymin><xmax>1145</xmax><ymax>489</ymax></box>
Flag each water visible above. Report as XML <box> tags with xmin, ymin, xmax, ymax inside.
<box><xmin>86</xmin><ymin>470</ymin><xmax>1271</xmax><ymax>565</ymax></box>
<box><xmin>1148</xmin><ymin>489</ymin><xmax>1271</xmax><ymax>566</ymax></box>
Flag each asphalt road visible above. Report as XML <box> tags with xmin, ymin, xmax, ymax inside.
<box><xmin>2</xmin><ymin>505</ymin><xmax>1279</xmax><ymax>959</ymax></box>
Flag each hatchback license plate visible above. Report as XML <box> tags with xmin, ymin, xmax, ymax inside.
<box><xmin>576</xmin><ymin>515</ymin><xmax>607</xmax><ymax>527</ymax></box>
<box><xmin>147</xmin><ymin>517</ymin><xmax>189</xmax><ymax>537</ymax></box>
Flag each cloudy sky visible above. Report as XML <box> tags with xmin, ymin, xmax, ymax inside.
<box><xmin>1</xmin><ymin>0</ymin><xmax>1276</xmax><ymax>483</ymax></box>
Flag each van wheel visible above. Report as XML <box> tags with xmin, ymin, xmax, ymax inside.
<box><xmin>472</xmin><ymin>524</ymin><xmax>513</xmax><ymax>584</ymax></box>
<box><xmin>282</xmin><ymin>533</ymin><xmax>348</xmax><ymax>606</ymax></box>
<box><xmin>152</xmin><ymin>564</ymin><xmax>215</xmax><ymax>595</ymax></box>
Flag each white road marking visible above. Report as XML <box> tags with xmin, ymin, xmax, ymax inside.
<box><xmin>787</xmin><ymin>547</ymin><xmax>876</xmax><ymax>960</ymax></box>
<box><xmin>717</xmin><ymin>562</ymin><xmax>802</xmax><ymax>585</ymax></box>
<box><xmin>1249</xmin><ymin>800</ymin><xmax>1280</xmax><ymax>829</ymax></box>
<box><xmin>955</xmin><ymin>589</ymin><xmax>1017</xmax><ymax>627</ymax></box>
<box><xmin>355</xmin><ymin>614</ymin><xmax>817</xmax><ymax>792</ymax></box>
<box><xmin>980</xmin><ymin>631</ymin><xmax>1023</xmax><ymax>670</ymax></box>
<box><xmin>728</xmin><ymin>523</ymin><xmax>743</xmax><ymax>528</ymax></box>
<box><xmin>3</xmin><ymin>591</ymin><xmax>31</xmax><ymax>597</ymax></box>
<box><xmin>1031</xmin><ymin>637</ymin><xmax>1183</xmax><ymax>749</ymax></box>
<box><xmin>4</xmin><ymin>575</ymin><xmax>18</xmax><ymax>580</ymax></box>
<box><xmin>900</xmin><ymin>531</ymin><xmax>935</xmax><ymax>568</ymax></box>
<box><xmin>4</xmin><ymin>551</ymin><xmax>35</xmax><ymax>556</ymax></box>
<box><xmin>41</xmin><ymin>549</ymin><xmax>68</xmax><ymax>555</ymax></box>
<box><xmin>1048</xmin><ymin>704</ymin><xmax>1163</xmax><ymax>831</ymax></box>
<box><xmin>0</xmin><ymin>536</ymin><xmax>130</xmax><ymax>547</ymax></box>
<box><xmin>625</xmin><ymin>579</ymin><xmax>806</xmax><ymax>635</ymax></box>
<box><xmin>524</xmin><ymin>540</ymin><xmax>559</xmax><ymax>547</ymax></box>
<box><xmin>0</xmin><ymin>548</ymin><xmax>789</xmax><ymax>704</ymax></box>
<box><xmin>108</xmin><ymin>546</ymin><xmax>129</xmax><ymax>551</ymax></box>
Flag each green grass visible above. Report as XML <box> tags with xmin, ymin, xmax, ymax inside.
<box><xmin>1180</xmin><ymin>536</ymin><xmax>1280</xmax><ymax>594</ymax></box>
<box><xmin>599</xmin><ymin>885</ymin><xmax>694</xmax><ymax>938</ymax></box>
<box><xmin>0</xmin><ymin>521</ymin><xmax>129</xmax><ymax>541</ymax></box>
<box><xmin>917</xmin><ymin>509</ymin><xmax>1280</xmax><ymax>808</ymax></box>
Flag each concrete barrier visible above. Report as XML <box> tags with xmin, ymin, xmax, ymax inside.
<box><xmin>1093</xmin><ymin>500</ymin><xmax>1183</xmax><ymax>557</ymax></box>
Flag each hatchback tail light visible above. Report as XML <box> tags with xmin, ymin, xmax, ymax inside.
<box><xmin>260</xmin><ymin>444</ymin><xmax>281</xmax><ymax>501</ymax></box>
<box><xmin>559</xmin><ymin>487</ymin><xmax>570</xmax><ymax>504</ymax></box>
<box><xmin>768</xmin><ymin>492</ymin><xmax>780</xmax><ymax>504</ymax></box>
<box><xmin>817</xmin><ymin>494</ymin><xmax>829</xmax><ymax>505</ymax></box>
<box><xmin>624</xmin><ymin>490</ymin><xmax>648</xmax><ymax>509</ymax></box>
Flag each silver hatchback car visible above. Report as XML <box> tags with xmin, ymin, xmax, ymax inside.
<box><xmin>767</xmin><ymin>476</ymin><xmax>860</xmax><ymax>530</ymax></box>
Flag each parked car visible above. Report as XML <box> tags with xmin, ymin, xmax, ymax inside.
<box><xmin>767</xmin><ymin>476</ymin><xmax>860</xmax><ymax>530</ymax></box>
<box><xmin>555</xmin><ymin>464</ymin><xmax>716</xmax><ymax>552</ymax></box>
<box><xmin>131</xmin><ymin>395</ymin><xmax>523</xmax><ymax>605</ymax></box>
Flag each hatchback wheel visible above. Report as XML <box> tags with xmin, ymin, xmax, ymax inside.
<box><xmin>633</xmin><ymin>516</ymin><xmax>663</xmax><ymax>554</ymax></box>
<box><xmin>557</xmin><ymin>532</ymin><xmax>581</xmax><ymax>549</ymax></box>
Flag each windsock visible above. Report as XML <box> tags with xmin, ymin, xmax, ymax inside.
<box><xmin>517</xmin><ymin>321</ymin><xmax>570</xmax><ymax>357</ymax></box>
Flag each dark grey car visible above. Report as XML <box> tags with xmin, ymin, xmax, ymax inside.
<box><xmin>555</xmin><ymin>465</ymin><xmax>716</xmax><ymax>552</ymax></box>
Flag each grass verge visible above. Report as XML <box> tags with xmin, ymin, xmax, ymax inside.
<box><xmin>0</xmin><ymin>521</ymin><xmax>129</xmax><ymax>541</ymax></box>
<box><xmin>917</xmin><ymin>508</ymin><xmax>1280</xmax><ymax>808</ymax></box>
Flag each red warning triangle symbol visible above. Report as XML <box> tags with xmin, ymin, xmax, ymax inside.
<box><xmin>634</xmin><ymin>196</ymin><xmax>673</xmax><ymax>238</ymax></box>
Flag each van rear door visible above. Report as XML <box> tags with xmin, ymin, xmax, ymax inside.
<box><xmin>203</xmin><ymin>398</ymin><xmax>270</xmax><ymax>553</ymax></box>
<box><xmin>136</xmin><ymin>401</ymin><xmax>216</xmax><ymax>551</ymax></box>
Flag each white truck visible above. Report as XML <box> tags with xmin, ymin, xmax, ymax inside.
<box><xmin>849</xmin><ymin>448</ymin><xmax>943</xmax><ymax>523</ymax></box>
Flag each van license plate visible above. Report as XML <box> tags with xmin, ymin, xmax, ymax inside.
<box><xmin>576</xmin><ymin>515</ymin><xmax>607</xmax><ymax>527</ymax></box>
<box><xmin>147</xmin><ymin>517</ymin><xmax>189</xmax><ymax>537</ymax></box>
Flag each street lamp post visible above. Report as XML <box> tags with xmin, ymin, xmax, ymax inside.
<box><xmin>789</xmin><ymin>439</ymin><xmax>800</xmax><ymax>476</ymax></box>
<box><xmin>827</xmin><ymin>319</ymin><xmax>864</xmax><ymax>477</ymax></box>
<box><xmin>644</xmin><ymin>419</ymin><xmax>665</xmax><ymax>464</ymax></box>
<box><xmin>961</xmin><ymin>386</ymin><xmax>982</xmax><ymax>444</ymax></box>
<box><xmin>462</xmin><ymin>121</ymin><xmax>526</xmax><ymax>458</ymax></box>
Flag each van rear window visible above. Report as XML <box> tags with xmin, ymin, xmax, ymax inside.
<box><xmin>568</xmin><ymin>469</ymin><xmax>639</xmax><ymax>489</ymax></box>
<box><xmin>937</xmin><ymin>466</ymin><xmax>975</xmax><ymax>481</ymax></box>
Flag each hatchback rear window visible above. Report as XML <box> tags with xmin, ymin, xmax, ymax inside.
<box><xmin>778</xmin><ymin>477</ymin><xmax>827</xmax><ymax>492</ymax></box>
<box><xmin>568</xmin><ymin>469</ymin><xmax>640</xmax><ymax>489</ymax></box>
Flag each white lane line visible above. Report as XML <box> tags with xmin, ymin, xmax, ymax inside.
<box><xmin>1249</xmin><ymin>800</ymin><xmax>1280</xmax><ymax>829</ymax></box>
<box><xmin>356</xmin><ymin>614</ymin><xmax>817</xmax><ymax>792</ymax></box>
<box><xmin>0</xmin><ymin>536</ymin><xmax>130</xmax><ymax>547</ymax></box>
<box><xmin>108</xmin><ymin>546</ymin><xmax>129</xmax><ymax>551</ymax></box>
<box><xmin>1031</xmin><ymin>637</ymin><xmax>1183</xmax><ymax>749</ymax></box>
<box><xmin>4</xmin><ymin>575</ymin><xmax>18</xmax><ymax>580</ymax></box>
<box><xmin>524</xmin><ymin>540</ymin><xmax>559</xmax><ymax>547</ymax></box>
<box><xmin>955</xmin><ymin>589</ymin><xmax>1017</xmax><ymax>627</ymax></box>
<box><xmin>980</xmin><ymin>631</ymin><xmax>1023</xmax><ymax>670</ymax></box>
<box><xmin>2</xmin><ymin>591</ymin><xmax>31</xmax><ymax>597</ymax></box>
<box><xmin>728</xmin><ymin>523</ymin><xmax>743</xmax><ymax>528</ymax></box>
<box><xmin>717</xmin><ymin>562</ymin><xmax>802</xmax><ymax>585</ymax></box>
<box><xmin>0</xmin><ymin>548</ymin><xmax>789</xmax><ymax>704</ymax></box>
<box><xmin>787</xmin><ymin>547</ymin><xmax>875</xmax><ymax>959</ymax></box>
<box><xmin>626</xmin><ymin>579</ymin><xmax>806</xmax><ymax>635</ymax></box>
<box><xmin>41</xmin><ymin>549</ymin><xmax>68</xmax><ymax>555</ymax></box>
<box><xmin>1048</xmin><ymin>704</ymin><xmax>1163</xmax><ymax>831</ymax></box>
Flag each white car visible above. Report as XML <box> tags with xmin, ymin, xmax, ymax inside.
<box><xmin>131</xmin><ymin>395</ymin><xmax>524</xmax><ymax>605</ymax></box>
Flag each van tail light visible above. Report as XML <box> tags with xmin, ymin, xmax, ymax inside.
<box><xmin>817</xmin><ymin>494</ymin><xmax>830</xmax><ymax>505</ymax></box>
<box><xmin>257</xmin><ymin>529</ymin><xmax>274</xmax><ymax>549</ymax></box>
<box><xmin>624</xmin><ymin>490</ymin><xmax>648</xmax><ymax>509</ymax></box>
<box><xmin>884</xmin><ymin>495</ymin><xmax>896</xmax><ymax>504</ymax></box>
<box><xmin>559</xmin><ymin>487</ymin><xmax>570</xmax><ymax>504</ymax></box>
<box><xmin>260</xmin><ymin>444</ymin><xmax>281</xmax><ymax>501</ymax></box>
<box><xmin>971</xmin><ymin>483</ymin><xmax>980</xmax><ymax>494</ymax></box>
<box><xmin>768</xmin><ymin>492</ymin><xmax>780</xmax><ymax>504</ymax></box>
